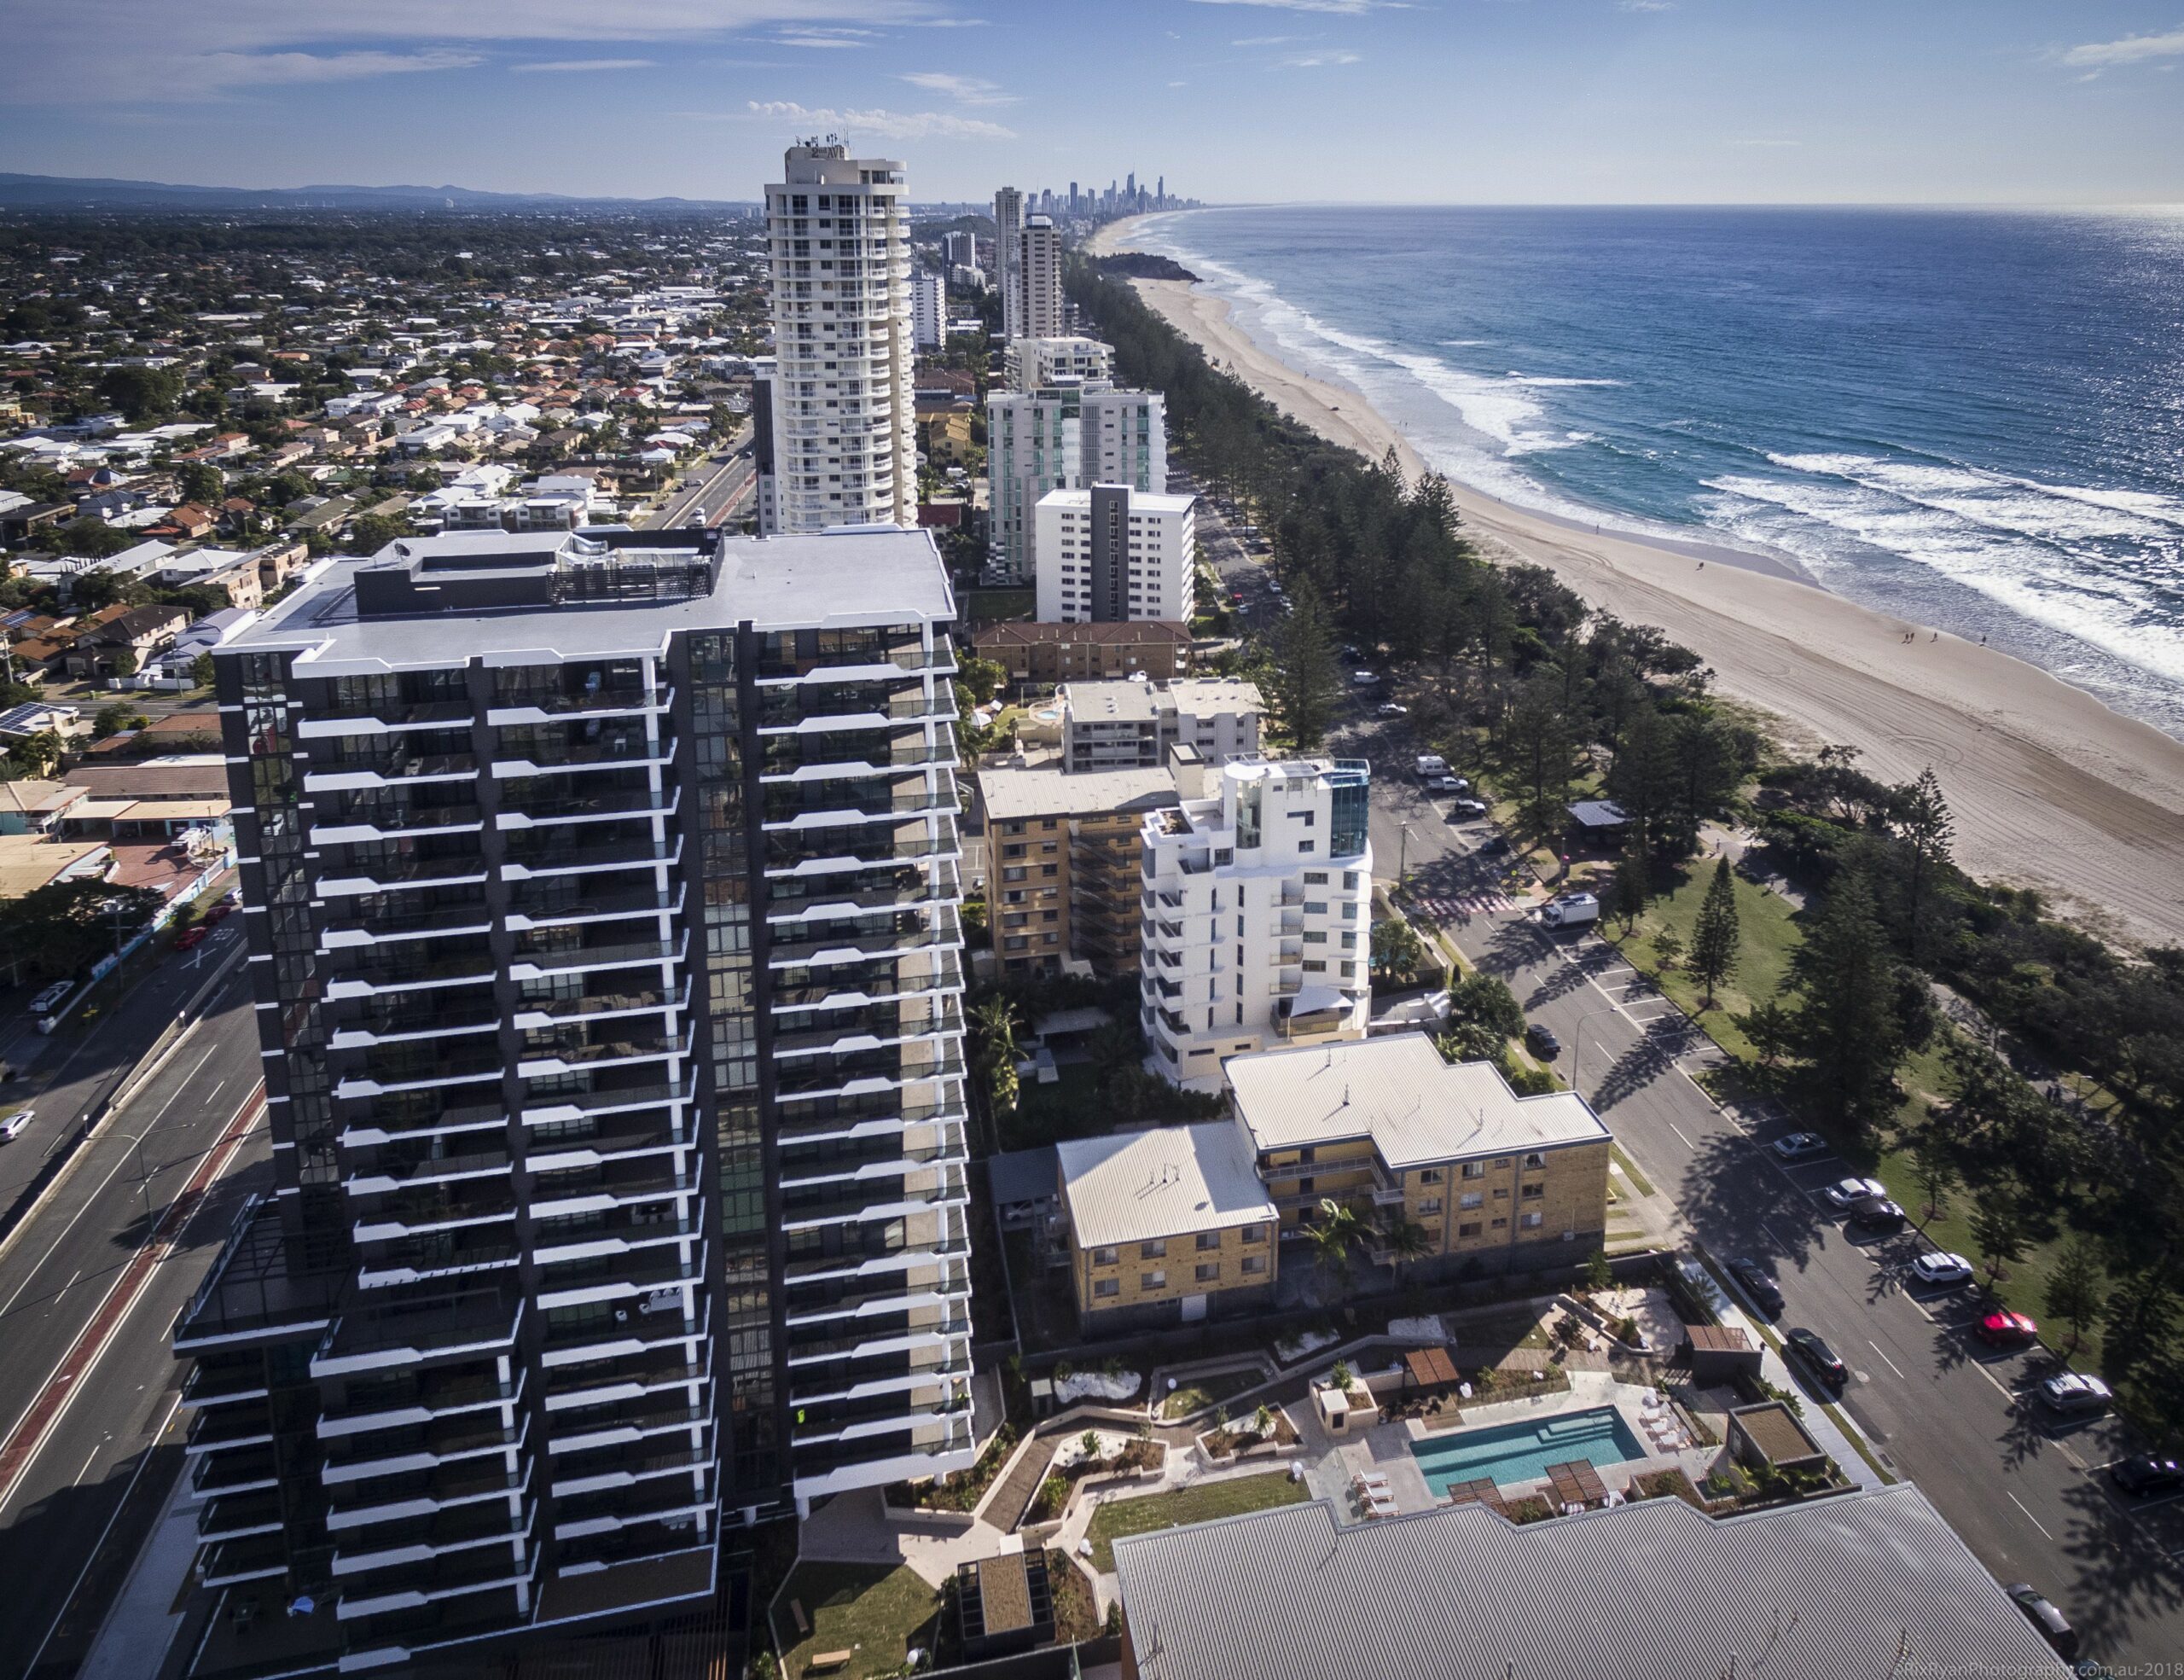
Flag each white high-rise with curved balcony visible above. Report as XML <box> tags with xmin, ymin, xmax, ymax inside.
<box><xmin>762</xmin><ymin>144</ymin><xmax>917</xmax><ymax>533</ymax></box>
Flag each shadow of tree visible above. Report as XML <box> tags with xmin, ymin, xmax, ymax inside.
<box><xmin>2054</xmin><ymin>1473</ymin><xmax>2184</xmax><ymax>1662</ymax></box>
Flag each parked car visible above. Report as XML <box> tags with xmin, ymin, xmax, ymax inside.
<box><xmin>1911</xmin><ymin>1251</ymin><xmax>1976</xmax><ymax>1288</ymax></box>
<box><xmin>1351</xmin><ymin>670</ymin><xmax>1379</xmax><ymax>688</ymax></box>
<box><xmin>1978</xmin><ymin>1310</ymin><xmax>2040</xmax><ymax>1347</ymax></box>
<box><xmin>1847</xmin><ymin>1198</ymin><xmax>1907</xmax><ymax>1233</ymax></box>
<box><xmin>1376</xmin><ymin>702</ymin><xmax>1409</xmax><ymax>717</ymax></box>
<box><xmin>1823</xmin><ymin>1176</ymin><xmax>1889</xmax><ymax>1209</ymax></box>
<box><xmin>174</xmin><ymin>926</ymin><xmax>208</xmax><ymax>950</ymax></box>
<box><xmin>206</xmin><ymin>899</ymin><xmax>235</xmax><ymax>923</ymax></box>
<box><xmin>2038</xmin><ymin>1373</ymin><xmax>2112</xmax><ymax>1416</ymax></box>
<box><xmin>0</xmin><ymin>1109</ymin><xmax>32</xmax><ymax>1142</ymax></box>
<box><xmin>1727</xmin><ymin>1257</ymin><xmax>1785</xmax><ymax>1317</ymax></box>
<box><xmin>2110</xmin><ymin>1454</ymin><xmax>2184</xmax><ymax>1497</ymax></box>
<box><xmin>1772</xmin><ymin>1131</ymin><xmax>1830</xmax><ymax>1161</ymax></box>
<box><xmin>1786</xmin><ymin>1327</ymin><xmax>1848</xmax><ymax>1388</ymax></box>
<box><xmin>2003</xmin><ymin>1584</ymin><xmax>2079</xmax><ymax>1659</ymax></box>
<box><xmin>1449</xmin><ymin>799</ymin><xmax>1490</xmax><ymax>818</ymax></box>
<box><xmin>1524</xmin><ymin>1022</ymin><xmax>1562</xmax><ymax>1059</ymax></box>
<box><xmin>1479</xmin><ymin>833</ymin><xmax>1509</xmax><ymax>854</ymax></box>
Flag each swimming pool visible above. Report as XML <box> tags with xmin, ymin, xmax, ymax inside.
<box><xmin>1408</xmin><ymin>1405</ymin><xmax>1648</xmax><ymax>1497</ymax></box>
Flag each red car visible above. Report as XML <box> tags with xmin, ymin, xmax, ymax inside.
<box><xmin>1978</xmin><ymin>1310</ymin><xmax>2039</xmax><ymax>1347</ymax></box>
<box><xmin>173</xmin><ymin>926</ymin><xmax>208</xmax><ymax>950</ymax></box>
<box><xmin>206</xmin><ymin>901</ymin><xmax>235</xmax><ymax>923</ymax></box>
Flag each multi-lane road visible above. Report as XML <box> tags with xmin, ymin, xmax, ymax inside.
<box><xmin>641</xmin><ymin>425</ymin><xmax>755</xmax><ymax>531</ymax></box>
<box><xmin>0</xmin><ymin>930</ymin><xmax>267</xmax><ymax>1680</ymax></box>
<box><xmin>1347</xmin><ymin>706</ymin><xmax>2184</xmax><ymax>1665</ymax></box>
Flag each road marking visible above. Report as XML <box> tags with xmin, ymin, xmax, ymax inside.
<box><xmin>2007</xmin><ymin>1491</ymin><xmax>2055</xmax><ymax>1539</ymax></box>
<box><xmin>70</xmin><ymin>1445</ymin><xmax>100</xmax><ymax>1486</ymax></box>
<box><xmin>50</xmin><ymin>1266</ymin><xmax>83</xmax><ymax>1310</ymax></box>
<box><xmin>1867</xmin><ymin>1340</ymin><xmax>1906</xmax><ymax>1379</ymax></box>
<box><xmin>1964</xmin><ymin>1357</ymin><xmax>2017</xmax><ymax>1403</ymax></box>
<box><xmin>1667</xmin><ymin>1121</ymin><xmax>1693</xmax><ymax>1148</ymax></box>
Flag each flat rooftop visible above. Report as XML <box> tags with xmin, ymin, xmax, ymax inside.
<box><xmin>977</xmin><ymin>762</ymin><xmax>1178</xmax><ymax>822</ymax></box>
<box><xmin>1111</xmin><ymin>1485</ymin><xmax>2069</xmax><ymax>1680</ymax></box>
<box><xmin>1225</xmin><ymin>1035</ymin><xmax>1610</xmax><ymax>1169</ymax></box>
<box><xmin>226</xmin><ymin>528</ymin><xmax>955</xmax><ymax>677</ymax></box>
<box><xmin>1062</xmin><ymin>678</ymin><xmax>1161</xmax><ymax>723</ymax></box>
<box><xmin>1056</xmin><ymin>1121</ymin><xmax>1274</xmax><ymax>1251</ymax></box>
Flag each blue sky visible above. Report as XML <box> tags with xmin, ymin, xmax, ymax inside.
<box><xmin>3</xmin><ymin>1</ymin><xmax>2181</xmax><ymax>204</ymax></box>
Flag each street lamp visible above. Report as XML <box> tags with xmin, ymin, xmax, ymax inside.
<box><xmin>1397</xmin><ymin>823</ymin><xmax>1411</xmax><ymax>887</ymax></box>
<box><xmin>1568</xmin><ymin>1004</ymin><xmax>1624</xmax><ymax>1097</ymax></box>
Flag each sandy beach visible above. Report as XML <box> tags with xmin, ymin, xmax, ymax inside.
<box><xmin>1087</xmin><ymin>218</ymin><xmax>2184</xmax><ymax>948</ymax></box>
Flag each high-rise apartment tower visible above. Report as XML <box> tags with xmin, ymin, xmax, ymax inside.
<box><xmin>171</xmin><ymin>526</ymin><xmax>975</xmax><ymax>1671</ymax></box>
<box><xmin>992</xmin><ymin>186</ymin><xmax>1025</xmax><ymax>340</ymax></box>
<box><xmin>759</xmin><ymin>144</ymin><xmax>916</xmax><ymax>533</ymax></box>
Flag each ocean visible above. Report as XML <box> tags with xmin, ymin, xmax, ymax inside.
<box><xmin>1127</xmin><ymin>206</ymin><xmax>2184</xmax><ymax>738</ymax></box>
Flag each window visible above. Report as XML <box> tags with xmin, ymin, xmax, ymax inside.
<box><xmin>1298</xmin><ymin>1148</ymin><xmax>1316</xmax><ymax>1165</ymax></box>
<box><xmin>1141</xmin><ymin>1270</ymin><xmax>1167</xmax><ymax>1291</ymax></box>
<box><xmin>1298</xmin><ymin>1177</ymin><xmax>1316</xmax><ymax>1195</ymax></box>
<box><xmin>1419</xmin><ymin>1197</ymin><xmax>1443</xmax><ymax>1216</ymax></box>
<box><xmin>1092</xmin><ymin>1246</ymin><xmax>1117</xmax><ymax>1266</ymax></box>
<box><xmin>1522</xmin><ymin>1183</ymin><xmax>1545</xmax><ymax>1201</ymax></box>
<box><xmin>1195</xmin><ymin>1263</ymin><xmax>1221</xmax><ymax>1283</ymax></box>
<box><xmin>1521</xmin><ymin>1212</ymin><xmax>1545</xmax><ymax>1229</ymax></box>
<box><xmin>1240</xmin><ymin>1254</ymin><xmax>1267</xmax><ymax>1276</ymax></box>
<box><xmin>1304</xmin><ymin>871</ymin><xmax>1328</xmax><ymax>885</ymax></box>
<box><xmin>1459</xmin><ymin>1192</ymin><xmax>1484</xmax><ymax>1211</ymax></box>
<box><xmin>1304</xmin><ymin>931</ymin><xmax>1327</xmax><ymax>945</ymax></box>
<box><xmin>1298</xmin><ymin>840</ymin><xmax>1315</xmax><ymax>853</ymax></box>
<box><xmin>1458</xmin><ymin>1221</ymin><xmax>1483</xmax><ymax>1239</ymax></box>
<box><xmin>1196</xmin><ymin>1231</ymin><xmax>1220</xmax><ymax>1251</ymax></box>
<box><xmin>1304</xmin><ymin>900</ymin><xmax>1327</xmax><ymax>916</ymax></box>
<box><xmin>1492</xmin><ymin>1217</ymin><xmax>1507</xmax><ymax>1229</ymax></box>
<box><xmin>1419</xmin><ymin>1169</ymin><xmax>1443</xmax><ymax>1185</ymax></box>
<box><xmin>1241</xmin><ymin>1224</ymin><xmax>1265</xmax><ymax>1243</ymax></box>
<box><xmin>1461</xmin><ymin>1161</ymin><xmax>1485</xmax><ymax>1179</ymax></box>
<box><xmin>1345</xmin><ymin>872</ymin><xmax>1360</xmax><ymax>891</ymax></box>
<box><xmin>1094</xmin><ymin>1278</ymin><xmax>1119</xmax><ymax>1299</ymax></box>
<box><xmin>1523</xmin><ymin>1152</ymin><xmax>1547</xmax><ymax>1170</ymax></box>
<box><xmin>1141</xmin><ymin>1239</ymin><xmax>1166</xmax><ymax>1259</ymax></box>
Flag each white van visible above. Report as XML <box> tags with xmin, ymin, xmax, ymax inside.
<box><xmin>1541</xmin><ymin>892</ymin><xmax>1600</xmax><ymax>929</ymax></box>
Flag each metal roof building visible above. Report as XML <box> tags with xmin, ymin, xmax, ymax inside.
<box><xmin>1112</xmin><ymin>1485</ymin><xmax>2068</xmax><ymax>1679</ymax></box>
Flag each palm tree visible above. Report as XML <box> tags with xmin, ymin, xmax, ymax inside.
<box><xmin>1307</xmin><ymin>1199</ymin><xmax>1367</xmax><ymax>1301</ymax></box>
<box><xmin>1377</xmin><ymin>1214</ymin><xmax>1433</xmax><ymax>1287</ymax></box>
<box><xmin>969</xmin><ymin>995</ymin><xmax>1021</xmax><ymax>1073</ymax></box>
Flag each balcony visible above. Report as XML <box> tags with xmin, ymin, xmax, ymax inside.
<box><xmin>784</xmin><ymin>1314</ymin><xmax>972</xmax><ymax>1375</ymax></box>
<box><xmin>775</xmin><ymin>1090</ymin><xmax>967</xmax><ymax>1148</ymax></box>
<box><xmin>495</xmin><ymin>781</ymin><xmax>681</xmax><ymax>828</ymax></box>
<box><xmin>528</xmin><ymin>1154</ymin><xmax>691</xmax><ymax>1219</ymax></box>
<box><xmin>184</xmin><ymin>1405</ymin><xmax>275</xmax><ymax>1457</ymax></box>
<box><xmin>323</xmin><ymin>1450</ymin><xmax>529</xmax><ymax>1532</ymax></box>
<box><xmin>335</xmin><ymin>1534</ymin><xmax>539</xmax><ymax>1620</ymax></box>
<box><xmin>332</xmin><ymin>985</ymin><xmax>500</xmax><ymax>1043</ymax></box>
<box><xmin>780</xmin><ymin>1167</ymin><xmax>967</xmax><ymax>1233</ymax></box>
<box><xmin>321</xmin><ymin>892</ymin><xmax>493</xmax><ymax>946</ymax></box>
<box><xmin>322</xmin><ymin>1410</ymin><xmax>523</xmax><ymax>1485</ymax></box>
<box><xmin>326</xmin><ymin>939</ymin><xmax>497</xmax><ymax>996</ymax></box>
<box><xmin>197</xmin><ymin>1489</ymin><xmax>285</xmax><ymax>1543</ymax></box>
<box><xmin>506</xmin><ymin>879</ymin><xmax>683</xmax><ymax>932</ymax></box>
<box><xmin>767</xmin><ymin>863</ymin><xmax>957</xmax><ymax>921</ymax></box>
<box><xmin>300</xmin><ymin>699</ymin><xmax>471</xmax><ymax>735</ymax></box>
<box><xmin>198</xmin><ymin>1533</ymin><xmax>290</xmax><ymax>1588</ymax></box>
<box><xmin>193</xmin><ymin>1445</ymin><xmax>279</xmax><ymax>1497</ymax></box>
<box><xmin>338</xmin><ymin>1093</ymin><xmax>506</xmax><ymax>1148</ymax></box>
<box><xmin>351</xmin><ymin>1178</ymin><xmax>517</xmax><ymax>1242</ymax></box>
<box><xmin>771</xmin><ymin>1001</ymin><xmax>963</xmax><ymax>1059</ymax></box>
<box><xmin>331</xmin><ymin>1498</ymin><xmax>537</xmax><ymax>1577</ymax></box>
<box><xmin>510</xmin><ymin>927</ymin><xmax>686</xmax><ymax>980</ymax></box>
<box><xmin>355</xmin><ymin>1229</ymin><xmax>520</xmax><ymax>1288</ymax></box>
<box><xmin>519</xmin><ymin>1067</ymin><xmax>695</xmax><ymax>1126</ymax></box>
<box><xmin>543</xmin><ymin>1341</ymin><xmax>712</xmax><ymax>1410</ymax></box>
<box><xmin>539</xmin><ymin>1298</ymin><xmax>710</xmax><ymax>1366</ymax></box>
<box><xmin>500</xmin><ymin>828</ymin><xmax>682</xmax><ymax>878</ymax></box>
<box><xmin>761</xmin><ymin>773</ymin><xmax>956</xmax><ymax>830</ymax></box>
<box><xmin>492</xmin><ymin>727</ymin><xmax>677</xmax><ymax>778</ymax></box>
<box><xmin>305</xmin><ymin>738</ymin><xmax>478</xmax><ymax>791</ymax></box>
<box><xmin>514</xmin><ymin>978</ymin><xmax>684</xmax><ymax>1031</ymax></box>
<box><xmin>768</xmin><ymin>909</ymin><xmax>960</xmax><ymax>971</ymax></box>
<box><xmin>488</xmin><ymin>670</ymin><xmax>659</xmax><ymax>722</ymax></box>
<box><xmin>756</xmin><ymin>686</ymin><xmax>955</xmax><ymax>731</ymax></box>
<box><xmin>311</xmin><ymin>1293</ymin><xmax>521</xmax><ymax>1379</ymax></box>
<box><xmin>763</xmin><ymin>825</ymin><xmax>959</xmax><ymax>875</ymax></box>
<box><xmin>774</xmin><ymin>1047</ymin><xmax>965</xmax><ymax>1102</ymax></box>
<box><xmin>545</xmin><ymin>1392</ymin><xmax>708</xmax><ymax>1456</ymax></box>
<box><xmin>316</xmin><ymin>852</ymin><xmax>491</xmax><ymax>897</ymax></box>
<box><xmin>311</xmin><ymin>799</ymin><xmax>485</xmax><ymax>844</ymax></box>
<box><xmin>321</xmin><ymin>1368</ymin><xmax>522</xmax><ymax>1439</ymax></box>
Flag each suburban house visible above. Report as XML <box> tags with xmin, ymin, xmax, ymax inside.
<box><xmin>65</xmin><ymin>603</ymin><xmax>189</xmax><ymax>678</ymax></box>
<box><xmin>1055</xmin><ymin>1122</ymin><xmax>1278</xmax><ymax>1334</ymax></box>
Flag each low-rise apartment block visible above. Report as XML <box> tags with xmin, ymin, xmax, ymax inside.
<box><xmin>1055</xmin><ymin>1123</ymin><xmax>1277</xmax><ymax>1334</ymax></box>
<box><xmin>1140</xmin><ymin>755</ymin><xmax>1373</xmax><ymax>1089</ymax></box>
<box><xmin>977</xmin><ymin>762</ymin><xmax>1178</xmax><ymax>980</ymax></box>
<box><xmin>1035</xmin><ymin>485</ymin><xmax>1194</xmax><ymax>625</ymax></box>
<box><xmin>1228</xmin><ymin>1035</ymin><xmax>1612</xmax><ymax>1274</ymax></box>
<box><xmin>1060</xmin><ymin>677</ymin><xmax>1263</xmax><ymax>773</ymax></box>
<box><xmin>973</xmin><ymin>619</ymin><xmax>1191</xmax><ymax>690</ymax></box>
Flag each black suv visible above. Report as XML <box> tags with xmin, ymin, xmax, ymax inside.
<box><xmin>2111</xmin><ymin>1455</ymin><xmax>2184</xmax><ymax>1498</ymax></box>
<box><xmin>1786</xmin><ymin>1328</ymin><xmax>1848</xmax><ymax>1388</ymax></box>
<box><xmin>1727</xmin><ymin>1258</ymin><xmax>1785</xmax><ymax>1317</ymax></box>
<box><xmin>1525</xmin><ymin>1023</ymin><xmax>1562</xmax><ymax>1059</ymax></box>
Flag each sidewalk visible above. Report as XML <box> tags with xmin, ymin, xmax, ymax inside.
<box><xmin>78</xmin><ymin>1452</ymin><xmax>197</xmax><ymax>1680</ymax></box>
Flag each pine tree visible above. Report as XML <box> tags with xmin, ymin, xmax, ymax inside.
<box><xmin>1611</xmin><ymin>830</ymin><xmax>1651</xmax><ymax>933</ymax></box>
<box><xmin>1896</xmin><ymin>765</ymin><xmax>1956</xmax><ymax>966</ymax></box>
<box><xmin>1689</xmin><ymin>857</ymin><xmax>1741</xmax><ymax>1009</ymax></box>
<box><xmin>2044</xmin><ymin>1237</ymin><xmax>2107</xmax><ymax>1356</ymax></box>
<box><xmin>1264</xmin><ymin>579</ymin><xmax>1341</xmax><ymax>751</ymax></box>
<box><xmin>1786</xmin><ymin>863</ymin><xmax>1906</xmax><ymax>1131</ymax></box>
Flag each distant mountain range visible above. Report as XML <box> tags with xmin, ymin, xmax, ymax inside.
<box><xmin>0</xmin><ymin>172</ymin><xmax>758</xmax><ymax>213</ymax></box>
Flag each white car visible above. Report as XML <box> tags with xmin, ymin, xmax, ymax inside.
<box><xmin>0</xmin><ymin>1110</ymin><xmax>32</xmax><ymax>1142</ymax></box>
<box><xmin>1376</xmin><ymin>702</ymin><xmax>1408</xmax><ymax>717</ymax></box>
<box><xmin>1823</xmin><ymin>1176</ymin><xmax>1889</xmax><ymax>1209</ymax></box>
<box><xmin>1911</xmin><ymin>1251</ymin><xmax>1976</xmax><ymax>1288</ymax></box>
<box><xmin>1449</xmin><ymin>799</ymin><xmax>1490</xmax><ymax>818</ymax></box>
<box><xmin>2040</xmin><ymin>1373</ymin><xmax>2112</xmax><ymax>1416</ymax></box>
<box><xmin>1771</xmin><ymin>1131</ymin><xmax>1830</xmax><ymax>1161</ymax></box>
<box><xmin>1351</xmin><ymin>671</ymin><xmax>1379</xmax><ymax>688</ymax></box>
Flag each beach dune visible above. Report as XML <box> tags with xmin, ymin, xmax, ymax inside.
<box><xmin>1087</xmin><ymin>217</ymin><xmax>2184</xmax><ymax>949</ymax></box>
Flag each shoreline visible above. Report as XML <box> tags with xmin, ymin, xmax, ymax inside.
<box><xmin>1085</xmin><ymin>220</ymin><xmax>2184</xmax><ymax>949</ymax></box>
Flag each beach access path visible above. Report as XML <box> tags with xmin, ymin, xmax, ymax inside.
<box><xmin>1087</xmin><ymin>216</ymin><xmax>2184</xmax><ymax>950</ymax></box>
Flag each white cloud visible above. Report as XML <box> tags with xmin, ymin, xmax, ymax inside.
<box><xmin>2060</xmin><ymin>27</ymin><xmax>2184</xmax><ymax>68</ymax></box>
<box><xmin>1281</xmin><ymin>49</ymin><xmax>1362</xmax><ymax>67</ymax></box>
<box><xmin>775</xmin><ymin>26</ymin><xmax>878</xmax><ymax>48</ymax></box>
<box><xmin>189</xmin><ymin>48</ymin><xmax>483</xmax><ymax>87</ymax></box>
<box><xmin>897</xmin><ymin>70</ymin><xmax>1015</xmax><ymax>103</ymax></box>
<box><xmin>1618</xmin><ymin>0</ymin><xmax>1675</xmax><ymax>12</ymax></box>
<box><xmin>741</xmin><ymin>98</ymin><xmax>1015</xmax><ymax>139</ymax></box>
<box><xmin>0</xmin><ymin>0</ymin><xmax>942</xmax><ymax>102</ymax></box>
<box><xmin>1232</xmin><ymin>34</ymin><xmax>1305</xmax><ymax>44</ymax></box>
<box><xmin>511</xmin><ymin>56</ymin><xmax>654</xmax><ymax>73</ymax></box>
<box><xmin>1188</xmin><ymin>0</ymin><xmax>1402</xmax><ymax>13</ymax></box>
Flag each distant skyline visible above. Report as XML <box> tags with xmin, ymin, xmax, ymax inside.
<box><xmin>3</xmin><ymin>2</ymin><xmax>2181</xmax><ymax>206</ymax></box>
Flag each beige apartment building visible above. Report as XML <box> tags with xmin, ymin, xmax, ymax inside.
<box><xmin>1056</xmin><ymin>1123</ymin><xmax>1278</xmax><ymax>1334</ymax></box>
<box><xmin>977</xmin><ymin>763</ymin><xmax>1178</xmax><ymax>980</ymax></box>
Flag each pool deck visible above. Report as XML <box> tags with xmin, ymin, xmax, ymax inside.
<box><xmin>1311</xmin><ymin>1373</ymin><xmax>1726</xmax><ymax>1522</ymax></box>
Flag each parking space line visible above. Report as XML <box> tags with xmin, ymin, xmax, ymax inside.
<box><xmin>1867</xmin><ymin>1340</ymin><xmax>1906</xmax><ymax>1379</ymax></box>
<box><xmin>2007</xmin><ymin>1491</ymin><xmax>2055</xmax><ymax>1539</ymax></box>
<box><xmin>1667</xmin><ymin>1121</ymin><xmax>1693</xmax><ymax>1148</ymax></box>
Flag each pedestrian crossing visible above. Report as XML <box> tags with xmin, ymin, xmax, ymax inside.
<box><xmin>1409</xmin><ymin>886</ymin><xmax>1516</xmax><ymax>922</ymax></box>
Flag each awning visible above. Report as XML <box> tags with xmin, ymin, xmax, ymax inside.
<box><xmin>1286</xmin><ymin>984</ymin><xmax>1350</xmax><ymax>1019</ymax></box>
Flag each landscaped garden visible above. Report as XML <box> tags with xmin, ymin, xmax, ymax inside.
<box><xmin>772</xmin><ymin>1561</ymin><xmax>943</xmax><ymax>1680</ymax></box>
<box><xmin>1155</xmin><ymin>1366</ymin><xmax>1263</xmax><ymax>1421</ymax></box>
<box><xmin>1082</xmin><ymin>1472</ymin><xmax>1310</xmax><ymax>1572</ymax></box>
<box><xmin>887</xmin><ymin>1422</ymin><xmax>1017</xmax><ymax>1513</ymax></box>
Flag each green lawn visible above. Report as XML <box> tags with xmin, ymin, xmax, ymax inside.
<box><xmin>773</xmin><ymin>1562</ymin><xmax>943</xmax><ymax>1680</ymax></box>
<box><xmin>1083</xmin><ymin>1472</ymin><xmax>1309</xmax><ymax>1572</ymax></box>
<box><xmin>1157</xmin><ymin>1367</ymin><xmax>1262</xmax><ymax>1421</ymax></box>
<box><xmin>1608</xmin><ymin>863</ymin><xmax>1803</xmax><ymax>1061</ymax></box>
